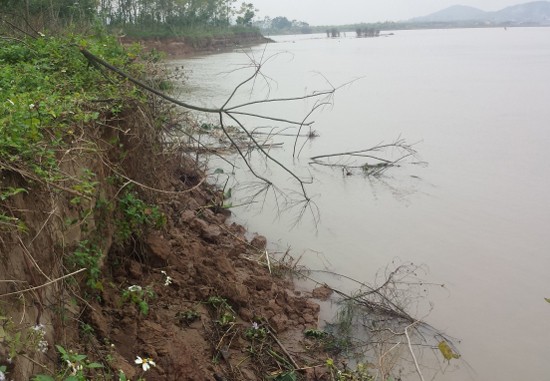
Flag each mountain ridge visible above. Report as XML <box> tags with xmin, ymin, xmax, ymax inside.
<box><xmin>411</xmin><ymin>1</ymin><xmax>550</xmax><ymax>24</ymax></box>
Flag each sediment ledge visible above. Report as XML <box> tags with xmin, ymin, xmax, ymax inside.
<box><xmin>120</xmin><ymin>34</ymin><xmax>273</xmax><ymax>58</ymax></box>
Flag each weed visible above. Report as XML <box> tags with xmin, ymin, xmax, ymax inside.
<box><xmin>66</xmin><ymin>241</ymin><xmax>103</xmax><ymax>291</ymax></box>
<box><xmin>33</xmin><ymin>345</ymin><xmax>103</xmax><ymax>381</ymax></box>
<box><xmin>176</xmin><ymin>309</ymin><xmax>200</xmax><ymax>326</ymax></box>
<box><xmin>205</xmin><ymin>296</ymin><xmax>237</xmax><ymax>327</ymax></box>
<box><xmin>121</xmin><ymin>285</ymin><xmax>155</xmax><ymax>315</ymax></box>
<box><xmin>115</xmin><ymin>188</ymin><xmax>165</xmax><ymax>243</ymax></box>
<box><xmin>0</xmin><ymin>315</ymin><xmax>49</xmax><ymax>364</ymax></box>
<box><xmin>243</xmin><ymin>322</ymin><xmax>267</xmax><ymax>341</ymax></box>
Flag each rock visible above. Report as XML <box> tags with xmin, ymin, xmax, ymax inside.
<box><xmin>250</xmin><ymin>234</ymin><xmax>267</xmax><ymax>250</ymax></box>
<box><xmin>200</xmin><ymin>224</ymin><xmax>222</xmax><ymax>242</ymax></box>
<box><xmin>239</xmin><ymin>308</ymin><xmax>253</xmax><ymax>322</ymax></box>
<box><xmin>312</xmin><ymin>285</ymin><xmax>333</xmax><ymax>301</ymax></box>
<box><xmin>303</xmin><ymin>313</ymin><xmax>316</xmax><ymax>324</ymax></box>
<box><xmin>180</xmin><ymin>210</ymin><xmax>195</xmax><ymax>223</ymax></box>
<box><xmin>306</xmin><ymin>300</ymin><xmax>320</xmax><ymax>314</ymax></box>
<box><xmin>145</xmin><ymin>233</ymin><xmax>171</xmax><ymax>263</ymax></box>
<box><xmin>269</xmin><ymin>314</ymin><xmax>289</xmax><ymax>333</ymax></box>
<box><xmin>128</xmin><ymin>260</ymin><xmax>142</xmax><ymax>278</ymax></box>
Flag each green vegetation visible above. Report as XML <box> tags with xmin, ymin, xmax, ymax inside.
<box><xmin>121</xmin><ymin>285</ymin><xmax>156</xmax><ymax>315</ymax></box>
<box><xmin>0</xmin><ymin>33</ymin><xmax>142</xmax><ymax>228</ymax></box>
<box><xmin>0</xmin><ymin>0</ymin><xmax>262</xmax><ymax>39</ymax></box>
<box><xmin>0</xmin><ymin>24</ymin><xmax>175</xmax><ymax>377</ymax></box>
<box><xmin>33</xmin><ymin>345</ymin><xmax>104</xmax><ymax>381</ymax></box>
<box><xmin>115</xmin><ymin>187</ymin><xmax>166</xmax><ymax>244</ymax></box>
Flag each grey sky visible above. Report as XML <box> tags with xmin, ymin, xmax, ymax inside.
<box><xmin>250</xmin><ymin>0</ymin><xmax>528</xmax><ymax>25</ymax></box>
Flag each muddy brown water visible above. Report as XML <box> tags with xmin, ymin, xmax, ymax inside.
<box><xmin>168</xmin><ymin>27</ymin><xmax>550</xmax><ymax>380</ymax></box>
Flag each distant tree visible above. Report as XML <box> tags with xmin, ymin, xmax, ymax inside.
<box><xmin>271</xmin><ymin>16</ymin><xmax>291</xmax><ymax>30</ymax></box>
<box><xmin>291</xmin><ymin>19</ymin><xmax>311</xmax><ymax>34</ymax></box>
<box><xmin>235</xmin><ymin>2</ymin><xmax>255</xmax><ymax>26</ymax></box>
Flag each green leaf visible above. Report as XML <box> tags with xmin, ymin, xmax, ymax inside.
<box><xmin>438</xmin><ymin>341</ymin><xmax>460</xmax><ymax>361</ymax></box>
<box><xmin>73</xmin><ymin>354</ymin><xmax>87</xmax><ymax>362</ymax></box>
<box><xmin>213</xmin><ymin>168</ymin><xmax>224</xmax><ymax>174</ymax></box>
<box><xmin>55</xmin><ymin>344</ymin><xmax>68</xmax><ymax>357</ymax></box>
<box><xmin>87</xmin><ymin>362</ymin><xmax>104</xmax><ymax>369</ymax></box>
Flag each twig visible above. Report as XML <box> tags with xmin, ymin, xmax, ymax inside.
<box><xmin>265</xmin><ymin>322</ymin><xmax>300</xmax><ymax>370</ymax></box>
<box><xmin>405</xmin><ymin>323</ymin><xmax>425</xmax><ymax>381</ymax></box>
<box><xmin>265</xmin><ymin>250</ymin><xmax>272</xmax><ymax>275</ymax></box>
<box><xmin>0</xmin><ymin>268</ymin><xmax>87</xmax><ymax>298</ymax></box>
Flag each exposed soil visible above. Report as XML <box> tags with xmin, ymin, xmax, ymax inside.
<box><xmin>120</xmin><ymin>35</ymin><xmax>273</xmax><ymax>58</ymax></box>
<box><xmin>84</xmin><ymin>170</ymin><xmax>329</xmax><ymax>380</ymax></box>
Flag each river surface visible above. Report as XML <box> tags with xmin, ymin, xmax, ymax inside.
<box><xmin>169</xmin><ymin>27</ymin><xmax>550</xmax><ymax>380</ymax></box>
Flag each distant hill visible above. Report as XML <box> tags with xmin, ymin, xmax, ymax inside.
<box><xmin>411</xmin><ymin>5</ymin><xmax>487</xmax><ymax>22</ymax></box>
<box><xmin>492</xmin><ymin>1</ymin><xmax>550</xmax><ymax>22</ymax></box>
<box><xmin>411</xmin><ymin>1</ymin><xmax>550</xmax><ymax>25</ymax></box>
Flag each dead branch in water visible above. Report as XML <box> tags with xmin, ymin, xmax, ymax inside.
<box><xmin>262</xmin><ymin>252</ymin><xmax>461</xmax><ymax>380</ymax></box>
<box><xmin>310</xmin><ymin>138</ymin><xmax>420</xmax><ymax>176</ymax></box>
<box><xmin>79</xmin><ymin>47</ymin><xmax>334</xmax><ymax>219</ymax></box>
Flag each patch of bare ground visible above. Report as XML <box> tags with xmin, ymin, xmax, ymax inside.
<box><xmin>120</xmin><ymin>35</ymin><xmax>273</xmax><ymax>58</ymax></box>
<box><xmin>83</xmin><ymin>166</ymin><xmax>328</xmax><ymax>380</ymax></box>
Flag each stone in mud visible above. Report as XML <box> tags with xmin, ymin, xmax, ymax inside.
<box><xmin>312</xmin><ymin>285</ymin><xmax>333</xmax><ymax>301</ymax></box>
<box><xmin>270</xmin><ymin>313</ymin><xmax>289</xmax><ymax>332</ymax></box>
<box><xmin>250</xmin><ymin>234</ymin><xmax>267</xmax><ymax>250</ymax></box>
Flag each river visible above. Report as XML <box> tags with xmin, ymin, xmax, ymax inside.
<box><xmin>169</xmin><ymin>27</ymin><xmax>550</xmax><ymax>380</ymax></box>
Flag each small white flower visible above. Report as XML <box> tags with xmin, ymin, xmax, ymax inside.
<box><xmin>127</xmin><ymin>285</ymin><xmax>142</xmax><ymax>292</ymax></box>
<box><xmin>29</xmin><ymin>104</ymin><xmax>35</xmax><ymax>109</ymax></box>
<box><xmin>251</xmin><ymin>322</ymin><xmax>259</xmax><ymax>330</ymax></box>
<box><xmin>32</xmin><ymin>324</ymin><xmax>46</xmax><ymax>335</ymax></box>
<box><xmin>38</xmin><ymin>32</ymin><xmax>45</xmax><ymax>37</ymax></box>
<box><xmin>161</xmin><ymin>270</ymin><xmax>173</xmax><ymax>286</ymax></box>
<box><xmin>38</xmin><ymin>340</ymin><xmax>49</xmax><ymax>353</ymax></box>
<box><xmin>66</xmin><ymin>360</ymin><xmax>83</xmax><ymax>375</ymax></box>
<box><xmin>0</xmin><ymin>371</ymin><xmax>5</xmax><ymax>381</ymax></box>
<box><xmin>7</xmin><ymin>99</ymin><xmax>14</xmax><ymax>106</ymax></box>
<box><xmin>135</xmin><ymin>356</ymin><xmax>156</xmax><ymax>371</ymax></box>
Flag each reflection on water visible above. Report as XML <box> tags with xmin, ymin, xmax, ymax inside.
<box><xmin>170</xmin><ymin>27</ymin><xmax>550</xmax><ymax>380</ymax></box>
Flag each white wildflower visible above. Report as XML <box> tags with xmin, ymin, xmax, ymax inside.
<box><xmin>251</xmin><ymin>322</ymin><xmax>259</xmax><ymax>330</ymax></box>
<box><xmin>7</xmin><ymin>99</ymin><xmax>14</xmax><ymax>106</ymax></box>
<box><xmin>0</xmin><ymin>371</ymin><xmax>5</xmax><ymax>381</ymax></box>
<box><xmin>32</xmin><ymin>324</ymin><xmax>46</xmax><ymax>335</ymax></box>
<box><xmin>37</xmin><ymin>340</ymin><xmax>49</xmax><ymax>353</ymax></box>
<box><xmin>161</xmin><ymin>271</ymin><xmax>173</xmax><ymax>286</ymax></box>
<box><xmin>29</xmin><ymin>104</ymin><xmax>35</xmax><ymax>110</ymax></box>
<box><xmin>135</xmin><ymin>356</ymin><xmax>156</xmax><ymax>372</ymax></box>
<box><xmin>38</xmin><ymin>32</ymin><xmax>45</xmax><ymax>37</ymax></box>
<box><xmin>66</xmin><ymin>360</ymin><xmax>83</xmax><ymax>375</ymax></box>
<box><xmin>127</xmin><ymin>285</ymin><xmax>142</xmax><ymax>292</ymax></box>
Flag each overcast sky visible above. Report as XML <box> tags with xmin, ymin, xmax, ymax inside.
<box><xmin>250</xmin><ymin>0</ymin><xmax>528</xmax><ymax>25</ymax></box>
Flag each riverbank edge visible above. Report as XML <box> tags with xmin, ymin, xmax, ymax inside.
<box><xmin>120</xmin><ymin>33</ymin><xmax>274</xmax><ymax>58</ymax></box>
<box><xmin>0</xmin><ymin>33</ymin><xmax>327</xmax><ymax>381</ymax></box>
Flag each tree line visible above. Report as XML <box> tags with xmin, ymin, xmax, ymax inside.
<box><xmin>0</xmin><ymin>0</ymin><xmax>258</xmax><ymax>34</ymax></box>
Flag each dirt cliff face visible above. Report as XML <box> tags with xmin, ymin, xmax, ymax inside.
<box><xmin>0</xmin><ymin>93</ymin><xmax>323</xmax><ymax>381</ymax></box>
